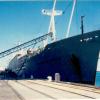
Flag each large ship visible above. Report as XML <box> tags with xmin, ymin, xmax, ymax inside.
<box><xmin>6</xmin><ymin>0</ymin><xmax>100</xmax><ymax>85</ymax></box>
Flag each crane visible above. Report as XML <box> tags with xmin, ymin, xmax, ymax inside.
<box><xmin>0</xmin><ymin>32</ymin><xmax>53</xmax><ymax>58</ymax></box>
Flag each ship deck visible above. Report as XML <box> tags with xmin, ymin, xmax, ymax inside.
<box><xmin>0</xmin><ymin>80</ymin><xmax>100</xmax><ymax>100</ymax></box>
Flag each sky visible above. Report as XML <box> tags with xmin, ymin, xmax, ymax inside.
<box><xmin>0</xmin><ymin>0</ymin><xmax>100</xmax><ymax>70</ymax></box>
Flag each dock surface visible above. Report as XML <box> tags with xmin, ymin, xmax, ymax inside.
<box><xmin>0</xmin><ymin>80</ymin><xmax>100</xmax><ymax>100</ymax></box>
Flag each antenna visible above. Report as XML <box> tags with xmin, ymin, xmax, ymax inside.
<box><xmin>42</xmin><ymin>0</ymin><xmax>62</xmax><ymax>46</ymax></box>
<box><xmin>81</xmin><ymin>16</ymin><xmax>84</xmax><ymax>35</ymax></box>
<box><xmin>66</xmin><ymin>0</ymin><xmax>76</xmax><ymax>38</ymax></box>
<box><xmin>81</xmin><ymin>16</ymin><xmax>85</xmax><ymax>41</ymax></box>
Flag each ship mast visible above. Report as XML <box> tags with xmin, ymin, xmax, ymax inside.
<box><xmin>81</xmin><ymin>16</ymin><xmax>84</xmax><ymax>35</ymax></box>
<box><xmin>42</xmin><ymin>0</ymin><xmax>62</xmax><ymax>46</ymax></box>
<box><xmin>66</xmin><ymin>0</ymin><xmax>76</xmax><ymax>38</ymax></box>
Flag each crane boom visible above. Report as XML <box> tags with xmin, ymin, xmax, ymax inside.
<box><xmin>0</xmin><ymin>32</ymin><xmax>52</xmax><ymax>58</ymax></box>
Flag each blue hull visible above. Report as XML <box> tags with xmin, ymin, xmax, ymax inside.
<box><xmin>8</xmin><ymin>30</ymin><xmax>100</xmax><ymax>85</ymax></box>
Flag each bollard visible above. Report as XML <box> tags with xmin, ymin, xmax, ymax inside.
<box><xmin>47</xmin><ymin>76</ymin><xmax>52</xmax><ymax>82</ymax></box>
<box><xmin>55</xmin><ymin>73</ymin><xmax>60</xmax><ymax>82</ymax></box>
<box><xmin>30</xmin><ymin>75</ymin><xmax>34</xmax><ymax>79</ymax></box>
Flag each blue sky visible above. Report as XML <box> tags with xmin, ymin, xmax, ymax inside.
<box><xmin>0</xmin><ymin>0</ymin><xmax>100</xmax><ymax>68</ymax></box>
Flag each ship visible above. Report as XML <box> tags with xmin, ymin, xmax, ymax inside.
<box><xmin>6</xmin><ymin>0</ymin><xmax>100</xmax><ymax>85</ymax></box>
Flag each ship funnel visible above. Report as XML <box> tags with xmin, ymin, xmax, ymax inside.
<box><xmin>42</xmin><ymin>0</ymin><xmax>62</xmax><ymax>46</ymax></box>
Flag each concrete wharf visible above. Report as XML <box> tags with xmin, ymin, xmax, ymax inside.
<box><xmin>0</xmin><ymin>80</ymin><xmax>100</xmax><ymax>100</ymax></box>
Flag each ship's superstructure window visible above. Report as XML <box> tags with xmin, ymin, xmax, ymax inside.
<box><xmin>95</xmin><ymin>35</ymin><xmax>99</xmax><ymax>38</ymax></box>
<box><xmin>80</xmin><ymin>39</ymin><xmax>83</xmax><ymax>42</ymax></box>
<box><xmin>48</xmin><ymin>48</ymin><xmax>50</xmax><ymax>50</ymax></box>
<box><xmin>84</xmin><ymin>38</ymin><xmax>90</xmax><ymax>42</ymax></box>
<box><xmin>89</xmin><ymin>37</ymin><xmax>92</xmax><ymax>40</ymax></box>
<box><xmin>80</xmin><ymin>35</ymin><xmax>99</xmax><ymax>42</ymax></box>
<box><xmin>22</xmin><ymin>67</ymin><xmax>26</xmax><ymax>70</ymax></box>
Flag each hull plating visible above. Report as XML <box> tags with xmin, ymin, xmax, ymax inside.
<box><xmin>8</xmin><ymin>30</ymin><xmax>100</xmax><ymax>85</ymax></box>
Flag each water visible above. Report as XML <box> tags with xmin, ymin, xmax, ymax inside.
<box><xmin>95</xmin><ymin>71</ymin><xmax>100</xmax><ymax>87</ymax></box>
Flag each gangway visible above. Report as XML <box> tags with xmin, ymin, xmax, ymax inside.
<box><xmin>0</xmin><ymin>32</ymin><xmax>52</xmax><ymax>58</ymax></box>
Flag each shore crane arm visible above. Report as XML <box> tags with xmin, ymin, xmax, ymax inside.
<box><xmin>0</xmin><ymin>32</ymin><xmax>52</xmax><ymax>58</ymax></box>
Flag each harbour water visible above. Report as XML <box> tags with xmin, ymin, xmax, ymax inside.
<box><xmin>95</xmin><ymin>71</ymin><xmax>100</xmax><ymax>87</ymax></box>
